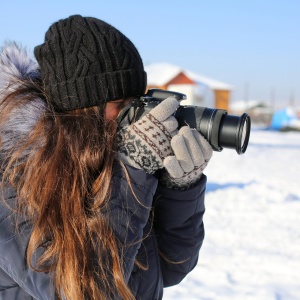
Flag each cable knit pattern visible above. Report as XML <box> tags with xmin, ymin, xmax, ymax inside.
<box><xmin>34</xmin><ymin>15</ymin><xmax>147</xmax><ymax>111</ymax></box>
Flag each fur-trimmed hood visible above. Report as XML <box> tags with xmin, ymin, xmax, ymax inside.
<box><xmin>0</xmin><ymin>42</ymin><xmax>47</xmax><ymax>167</ymax></box>
<box><xmin>0</xmin><ymin>42</ymin><xmax>40</xmax><ymax>93</ymax></box>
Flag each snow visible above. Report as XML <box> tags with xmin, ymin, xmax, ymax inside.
<box><xmin>145</xmin><ymin>63</ymin><xmax>182</xmax><ymax>86</ymax></box>
<box><xmin>288</xmin><ymin>119</ymin><xmax>300</xmax><ymax>130</ymax></box>
<box><xmin>145</xmin><ymin>63</ymin><xmax>233</xmax><ymax>90</ymax></box>
<box><xmin>163</xmin><ymin>128</ymin><xmax>300</xmax><ymax>300</ymax></box>
<box><xmin>230</xmin><ymin>100</ymin><xmax>267</xmax><ymax>111</ymax></box>
<box><xmin>185</xmin><ymin>69</ymin><xmax>233</xmax><ymax>91</ymax></box>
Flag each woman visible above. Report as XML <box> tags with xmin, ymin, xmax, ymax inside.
<box><xmin>0</xmin><ymin>15</ymin><xmax>212</xmax><ymax>300</ymax></box>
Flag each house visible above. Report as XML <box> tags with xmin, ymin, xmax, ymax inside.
<box><xmin>230</xmin><ymin>100</ymin><xmax>274</xmax><ymax>124</ymax></box>
<box><xmin>145</xmin><ymin>63</ymin><xmax>233</xmax><ymax>110</ymax></box>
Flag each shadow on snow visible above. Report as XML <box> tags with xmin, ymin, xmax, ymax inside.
<box><xmin>206</xmin><ymin>181</ymin><xmax>255</xmax><ymax>193</ymax></box>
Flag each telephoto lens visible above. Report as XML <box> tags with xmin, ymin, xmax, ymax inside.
<box><xmin>175</xmin><ymin>106</ymin><xmax>251</xmax><ymax>154</ymax></box>
<box><xmin>117</xmin><ymin>89</ymin><xmax>251</xmax><ymax>155</ymax></box>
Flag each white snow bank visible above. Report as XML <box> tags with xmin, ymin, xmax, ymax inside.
<box><xmin>164</xmin><ymin>128</ymin><xmax>300</xmax><ymax>300</ymax></box>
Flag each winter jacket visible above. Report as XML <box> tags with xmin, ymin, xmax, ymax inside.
<box><xmin>0</xmin><ymin>164</ymin><xmax>207</xmax><ymax>300</ymax></box>
<box><xmin>0</xmin><ymin>43</ymin><xmax>207</xmax><ymax>299</ymax></box>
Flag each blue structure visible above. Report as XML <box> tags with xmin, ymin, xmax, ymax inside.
<box><xmin>270</xmin><ymin>108</ymin><xmax>297</xmax><ymax>130</ymax></box>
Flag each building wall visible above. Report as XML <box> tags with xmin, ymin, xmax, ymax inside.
<box><xmin>167</xmin><ymin>84</ymin><xmax>201</xmax><ymax>106</ymax></box>
<box><xmin>147</xmin><ymin>85</ymin><xmax>167</xmax><ymax>91</ymax></box>
<box><xmin>146</xmin><ymin>72</ymin><xmax>231</xmax><ymax>110</ymax></box>
<box><xmin>213</xmin><ymin>90</ymin><xmax>230</xmax><ymax>110</ymax></box>
<box><xmin>167</xmin><ymin>72</ymin><xmax>196</xmax><ymax>85</ymax></box>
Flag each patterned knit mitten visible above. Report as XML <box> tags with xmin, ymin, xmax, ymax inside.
<box><xmin>160</xmin><ymin>126</ymin><xmax>213</xmax><ymax>190</ymax></box>
<box><xmin>117</xmin><ymin>97</ymin><xmax>179</xmax><ymax>174</ymax></box>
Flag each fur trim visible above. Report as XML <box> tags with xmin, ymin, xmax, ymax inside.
<box><xmin>0</xmin><ymin>42</ymin><xmax>40</xmax><ymax>92</ymax></box>
<box><xmin>0</xmin><ymin>42</ymin><xmax>46</xmax><ymax>168</ymax></box>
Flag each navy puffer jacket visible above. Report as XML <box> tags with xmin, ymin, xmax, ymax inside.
<box><xmin>0</xmin><ymin>163</ymin><xmax>206</xmax><ymax>300</ymax></box>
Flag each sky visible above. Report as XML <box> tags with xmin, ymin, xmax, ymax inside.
<box><xmin>1</xmin><ymin>0</ymin><xmax>299</xmax><ymax>107</ymax></box>
<box><xmin>163</xmin><ymin>127</ymin><xmax>300</xmax><ymax>299</ymax></box>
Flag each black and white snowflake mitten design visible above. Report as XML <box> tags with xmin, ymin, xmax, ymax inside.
<box><xmin>117</xmin><ymin>97</ymin><xmax>179</xmax><ymax>174</ymax></box>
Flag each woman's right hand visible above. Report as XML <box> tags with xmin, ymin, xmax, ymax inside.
<box><xmin>117</xmin><ymin>97</ymin><xmax>179</xmax><ymax>174</ymax></box>
<box><xmin>160</xmin><ymin>126</ymin><xmax>213</xmax><ymax>190</ymax></box>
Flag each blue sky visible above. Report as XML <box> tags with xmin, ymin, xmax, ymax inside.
<box><xmin>1</xmin><ymin>0</ymin><xmax>299</xmax><ymax>106</ymax></box>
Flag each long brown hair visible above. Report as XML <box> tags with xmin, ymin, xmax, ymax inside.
<box><xmin>0</xmin><ymin>77</ymin><xmax>134</xmax><ymax>299</ymax></box>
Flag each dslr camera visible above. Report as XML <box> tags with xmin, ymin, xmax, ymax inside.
<box><xmin>117</xmin><ymin>89</ymin><xmax>251</xmax><ymax>155</ymax></box>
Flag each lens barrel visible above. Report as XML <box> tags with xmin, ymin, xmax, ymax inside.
<box><xmin>175</xmin><ymin>106</ymin><xmax>251</xmax><ymax>154</ymax></box>
<box><xmin>219</xmin><ymin>112</ymin><xmax>251</xmax><ymax>154</ymax></box>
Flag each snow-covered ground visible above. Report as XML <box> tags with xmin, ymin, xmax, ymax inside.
<box><xmin>164</xmin><ymin>127</ymin><xmax>300</xmax><ymax>300</ymax></box>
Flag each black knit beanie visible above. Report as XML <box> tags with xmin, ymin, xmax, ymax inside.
<box><xmin>34</xmin><ymin>15</ymin><xmax>147</xmax><ymax>111</ymax></box>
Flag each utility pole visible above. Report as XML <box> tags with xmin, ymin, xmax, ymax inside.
<box><xmin>244</xmin><ymin>82</ymin><xmax>249</xmax><ymax>111</ymax></box>
<box><xmin>289</xmin><ymin>89</ymin><xmax>295</xmax><ymax>108</ymax></box>
<box><xmin>270</xmin><ymin>87</ymin><xmax>276</xmax><ymax>112</ymax></box>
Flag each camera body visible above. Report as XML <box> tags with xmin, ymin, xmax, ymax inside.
<box><xmin>117</xmin><ymin>89</ymin><xmax>251</xmax><ymax>155</ymax></box>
